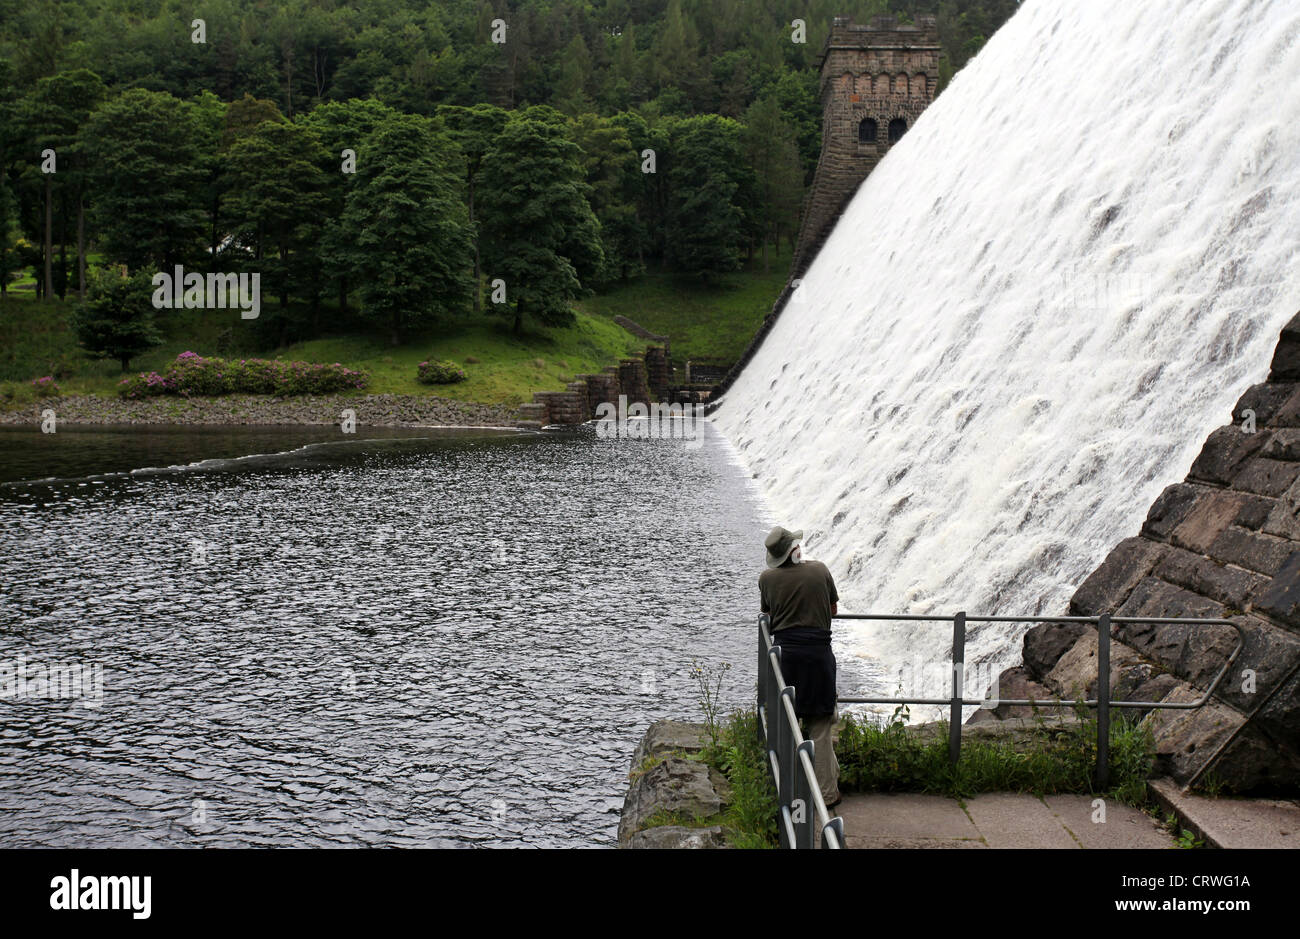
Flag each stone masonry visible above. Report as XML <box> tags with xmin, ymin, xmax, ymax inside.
<box><xmin>790</xmin><ymin>15</ymin><xmax>941</xmax><ymax>281</ymax></box>
<box><xmin>984</xmin><ymin>310</ymin><xmax>1300</xmax><ymax>794</ymax></box>
<box><xmin>711</xmin><ymin>15</ymin><xmax>940</xmax><ymax>406</ymax></box>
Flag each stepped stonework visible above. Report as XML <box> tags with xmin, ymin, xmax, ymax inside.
<box><xmin>516</xmin><ymin>344</ymin><xmax>667</xmax><ymax>427</ymax></box>
<box><xmin>981</xmin><ymin>311</ymin><xmax>1300</xmax><ymax>794</ymax></box>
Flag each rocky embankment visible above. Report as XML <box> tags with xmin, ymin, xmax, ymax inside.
<box><xmin>618</xmin><ymin>721</ymin><xmax>734</xmax><ymax>848</ymax></box>
<box><xmin>977</xmin><ymin>310</ymin><xmax>1300</xmax><ymax>794</ymax></box>
<box><xmin>0</xmin><ymin>393</ymin><xmax>517</xmax><ymax>428</ymax></box>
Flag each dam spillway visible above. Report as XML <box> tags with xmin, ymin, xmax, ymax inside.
<box><xmin>713</xmin><ymin>0</ymin><xmax>1300</xmax><ymax>692</ymax></box>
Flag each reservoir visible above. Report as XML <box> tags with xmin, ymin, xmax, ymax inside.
<box><xmin>0</xmin><ymin>422</ymin><xmax>766</xmax><ymax>847</ymax></box>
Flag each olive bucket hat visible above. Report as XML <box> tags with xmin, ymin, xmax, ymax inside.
<box><xmin>764</xmin><ymin>526</ymin><xmax>804</xmax><ymax>569</ymax></box>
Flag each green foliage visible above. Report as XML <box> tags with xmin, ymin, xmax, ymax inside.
<box><xmin>665</xmin><ymin>114</ymin><xmax>749</xmax><ymax>280</ymax></box>
<box><xmin>79</xmin><ymin>89</ymin><xmax>207</xmax><ymax>270</ymax></box>
<box><xmin>478</xmin><ymin>116</ymin><xmax>603</xmax><ymax>333</ymax></box>
<box><xmin>836</xmin><ymin>709</ymin><xmax>1156</xmax><ymax>805</ymax></box>
<box><xmin>328</xmin><ymin>114</ymin><xmax>474</xmax><ymax>344</ymax></box>
<box><xmin>697</xmin><ymin>710</ymin><xmax>779</xmax><ymax>849</ymax></box>
<box><xmin>416</xmin><ymin>359</ymin><xmax>467</xmax><ymax>384</ymax></box>
<box><xmin>72</xmin><ymin>267</ymin><xmax>162</xmax><ymax>371</ymax></box>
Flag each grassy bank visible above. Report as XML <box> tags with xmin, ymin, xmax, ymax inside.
<box><xmin>577</xmin><ymin>266</ymin><xmax>788</xmax><ymax>367</ymax></box>
<box><xmin>1</xmin><ymin>260</ymin><xmax>788</xmax><ymax>410</ymax></box>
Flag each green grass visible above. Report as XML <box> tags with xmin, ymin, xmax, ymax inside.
<box><xmin>577</xmin><ymin>259</ymin><xmax>789</xmax><ymax>367</ymax></box>
<box><xmin>837</xmin><ymin>709</ymin><xmax>1156</xmax><ymax>806</ymax></box>
<box><xmin>0</xmin><ymin>292</ymin><xmax>644</xmax><ymax>409</ymax></box>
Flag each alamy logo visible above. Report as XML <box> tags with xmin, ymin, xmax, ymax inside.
<box><xmin>0</xmin><ymin>654</ymin><xmax>102</xmax><ymax>708</ymax></box>
<box><xmin>594</xmin><ymin>395</ymin><xmax>705</xmax><ymax>449</ymax></box>
<box><xmin>151</xmin><ymin>265</ymin><xmax>260</xmax><ymax>319</ymax></box>
<box><xmin>49</xmin><ymin>869</ymin><xmax>151</xmax><ymax>919</ymax></box>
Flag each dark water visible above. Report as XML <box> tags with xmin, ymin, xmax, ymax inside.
<box><xmin>0</xmin><ymin>423</ymin><xmax>763</xmax><ymax>847</ymax></box>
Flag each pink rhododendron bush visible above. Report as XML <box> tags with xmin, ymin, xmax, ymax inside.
<box><xmin>118</xmin><ymin>351</ymin><xmax>369</xmax><ymax>399</ymax></box>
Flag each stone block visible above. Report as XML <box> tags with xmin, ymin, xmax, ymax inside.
<box><xmin>1144</xmin><ymin>686</ymin><xmax>1244</xmax><ymax>784</ymax></box>
<box><xmin>1202</xmin><ymin>722</ymin><xmax>1300</xmax><ymax>795</ymax></box>
<box><xmin>1069</xmin><ymin>536</ymin><xmax>1166</xmax><ymax>615</ymax></box>
<box><xmin>1044</xmin><ymin>630</ymin><xmax>1145</xmax><ymax>700</ymax></box>
<box><xmin>1232</xmin><ymin>380</ymin><xmax>1298</xmax><ymax>427</ymax></box>
<box><xmin>1022</xmin><ymin>621</ymin><xmax>1090</xmax><ymax>680</ymax></box>
<box><xmin>1207</xmin><ymin>526</ymin><xmax>1295</xmax><ymax>576</ymax></box>
<box><xmin>1262</xmin><ymin>476</ymin><xmax>1300</xmax><ymax>540</ymax></box>
<box><xmin>1267</xmin><ymin>310</ymin><xmax>1300</xmax><ymax>380</ymax></box>
<box><xmin>966</xmin><ymin>666</ymin><xmax>1060</xmax><ymax>723</ymax></box>
<box><xmin>1231</xmin><ymin>458</ymin><xmax>1300</xmax><ymax>497</ymax></box>
<box><xmin>618</xmin><ymin>756</ymin><xmax>730</xmax><ymax>845</ymax></box>
<box><xmin>1170</xmin><ymin>490</ymin><xmax>1249</xmax><ymax>553</ymax></box>
<box><xmin>1233</xmin><ymin>494</ymin><xmax>1275</xmax><ymax>530</ymax></box>
<box><xmin>1152</xmin><ymin>545</ymin><xmax>1267</xmax><ymax>609</ymax></box>
<box><xmin>1187</xmin><ymin>426</ymin><xmax>1266</xmax><ymax>485</ymax></box>
<box><xmin>1251</xmin><ymin>550</ymin><xmax>1300</xmax><ymax>628</ymax></box>
<box><xmin>1140</xmin><ymin>483</ymin><xmax>1203</xmax><ymax>541</ymax></box>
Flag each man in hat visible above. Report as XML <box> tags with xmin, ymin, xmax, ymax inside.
<box><xmin>759</xmin><ymin>526</ymin><xmax>841</xmax><ymax>808</ymax></box>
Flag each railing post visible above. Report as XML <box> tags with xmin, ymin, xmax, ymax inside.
<box><xmin>757</xmin><ymin>614</ymin><xmax>767</xmax><ymax>741</ymax></box>
<box><xmin>950</xmin><ymin>611</ymin><xmax>966</xmax><ymax>768</ymax></box>
<box><xmin>779</xmin><ymin>686</ymin><xmax>796</xmax><ymax>804</ymax></box>
<box><xmin>1096</xmin><ymin>612</ymin><xmax>1111</xmax><ymax>789</ymax></box>
<box><xmin>796</xmin><ymin>739</ymin><xmax>816</xmax><ymax>849</ymax></box>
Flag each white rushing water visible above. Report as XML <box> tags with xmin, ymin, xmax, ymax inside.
<box><xmin>714</xmin><ymin>0</ymin><xmax>1300</xmax><ymax>708</ymax></box>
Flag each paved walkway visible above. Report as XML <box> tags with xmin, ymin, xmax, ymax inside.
<box><xmin>834</xmin><ymin>791</ymin><xmax>1175</xmax><ymax>848</ymax></box>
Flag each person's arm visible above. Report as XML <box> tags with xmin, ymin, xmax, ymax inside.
<box><xmin>826</xmin><ymin>563</ymin><xmax>839</xmax><ymax>619</ymax></box>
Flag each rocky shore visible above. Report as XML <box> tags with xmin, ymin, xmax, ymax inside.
<box><xmin>0</xmin><ymin>393</ymin><xmax>518</xmax><ymax>428</ymax></box>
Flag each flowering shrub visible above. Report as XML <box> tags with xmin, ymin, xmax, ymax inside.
<box><xmin>117</xmin><ymin>352</ymin><xmax>368</xmax><ymax>399</ymax></box>
<box><xmin>31</xmin><ymin>376</ymin><xmax>60</xmax><ymax>397</ymax></box>
<box><xmin>116</xmin><ymin>372</ymin><xmax>175</xmax><ymax>399</ymax></box>
<box><xmin>417</xmin><ymin>359</ymin><xmax>467</xmax><ymax>384</ymax></box>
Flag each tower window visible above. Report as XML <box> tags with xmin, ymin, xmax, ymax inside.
<box><xmin>858</xmin><ymin>118</ymin><xmax>878</xmax><ymax>143</ymax></box>
<box><xmin>888</xmin><ymin>118</ymin><xmax>908</xmax><ymax>143</ymax></box>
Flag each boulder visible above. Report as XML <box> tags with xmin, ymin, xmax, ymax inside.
<box><xmin>618</xmin><ymin>755</ymin><xmax>730</xmax><ymax>845</ymax></box>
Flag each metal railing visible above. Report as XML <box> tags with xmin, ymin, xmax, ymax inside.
<box><xmin>757</xmin><ymin>612</ymin><xmax>844</xmax><ymax>849</ymax></box>
<box><xmin>833</xmin><ymin>612</ymin><xmax>1247</xmax><ymax>787</ymax></box>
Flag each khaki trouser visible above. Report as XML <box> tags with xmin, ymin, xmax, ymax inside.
<box><xmin>803</xmin><ymin>708</ymin><xmax>840</xmax><ymax>806</ymax></box>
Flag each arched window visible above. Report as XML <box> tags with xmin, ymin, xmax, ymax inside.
<box><xmin>858</xmin><ymin>118</ymin><xmax>878</xmax><ymax>143</ymax></box>
<box><xmin>888</xmin><ymin>118</ymin><xmax>908</xmax><ymax>143</ymax></box>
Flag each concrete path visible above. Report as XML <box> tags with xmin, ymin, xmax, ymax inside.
<box><xmin>834</xmin><ymin>791</ymin><xmax>1175</xmax><ymax>848</ymax></box>
<box><xmin>1149</xmin><ymin>777</ymin><xmax>1300</xmax><ymax>849</ymax></box>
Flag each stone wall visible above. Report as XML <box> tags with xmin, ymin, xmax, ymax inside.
<box><xmin>983</xmin><ymin>311</ymin><xmax>1300</xmax><ymax>794</ymax></box>
<box><xmin>790</xmin><ymin>14</ymin><xmax>941</xmax><ymax>281</ymax></box>
<box><xmin>515</xmin><ymin>345</ymin><xmax>665</xmax><ymax>427</ymax></box>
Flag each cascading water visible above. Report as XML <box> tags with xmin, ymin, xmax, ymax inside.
<box><xmin>714</xmin><ymin>0</ymin><xmax>1300</xmax><ymax>712</ymax></box>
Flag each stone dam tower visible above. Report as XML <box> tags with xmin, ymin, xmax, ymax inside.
<box><xmin>791</xmin><ymin>14</ymin><xmax>941</xmax><ymax>279</ymax></box>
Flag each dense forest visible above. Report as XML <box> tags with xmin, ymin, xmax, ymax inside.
<box><xmin>0</xmin><ymin>0</ymin><xmax>1018</xmax><ymax>360</ymax></box>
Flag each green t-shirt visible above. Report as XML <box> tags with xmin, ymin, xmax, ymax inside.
<box><xmin>759</xmin><ymin>559</ymin><xmax>839</xmax><ymax>632</ymax></box>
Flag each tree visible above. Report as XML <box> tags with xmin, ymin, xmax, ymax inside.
<box><xmin>569</xmin><ymin>112</ymin><xmax>644</xmax><ymax>284</ymax></box>
<box><xmin>438</xmin><ymin>102</ymin><xmax>508</xmax><ymax>313</ymax></box>
<box><xmin>80</xmin><ymin>90</ymin><xmax>206</xmax><ymax>271</ymax></box>
<box><xmin>477</xmin><ymin>117</ymin><xmax>603</xmax><ymax>334</ymax></box>
<box><xmin>301</xmin><ymin>98</ymin><xmax>400</xmax><ymax>316</ymax></box>
<box><xmin>742</xmin><ymin>94</ymin><xmax>804</xmax><ymax>272</ymax></box>
<box><xmin>665</xmin><ymin>114</ymin><xmax>746</xmax><ymax>280</ymax></box>
<box><xmin>73</xmin><ymin>267</ymin><xmax>162</xmax><ymax>372</ymax></box>
<box><xmin>327</xmin><ymin>114</ymin><xmax>473</xmax><ymax>344</ymax></box>
<box><xmin>225</xmin><ymin>120</ymin><xmax>330</xmax><ymax>315</ymax></box>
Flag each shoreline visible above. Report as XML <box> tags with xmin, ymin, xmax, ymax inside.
<box><xmin>0</xmin><ymin>392</ymin><xmax>519</xmax><ymax>429</ymax></box>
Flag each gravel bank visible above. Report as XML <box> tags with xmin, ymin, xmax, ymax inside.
<box><xmin>0</xmin><ymin>393</ymin><xmax>518</xmax><ymax>428</ymax></box>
